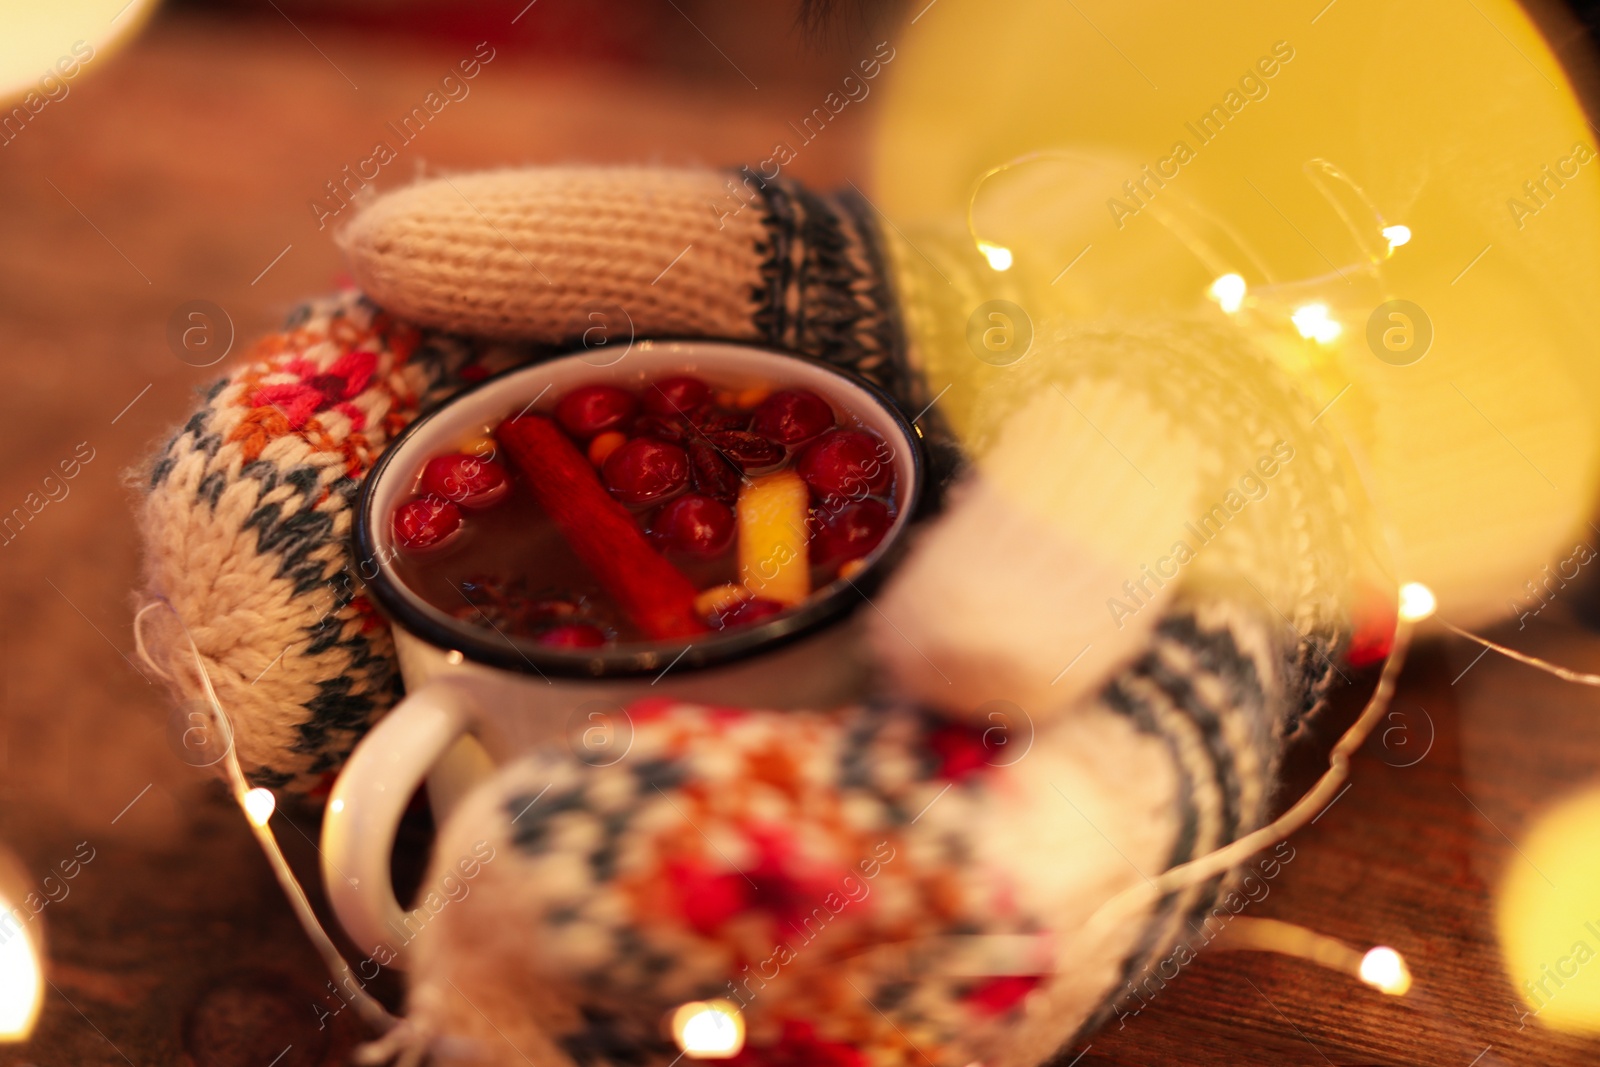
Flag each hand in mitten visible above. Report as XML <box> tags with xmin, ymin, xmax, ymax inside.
<box><xmin>136</xmin><ymin>166</ymin><xmax>1358</xmax><ymax>1066</ymax></box>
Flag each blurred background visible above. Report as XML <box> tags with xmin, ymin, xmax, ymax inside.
<box><xmin>6</xmin><ymin>1</ymin><xmax>1600</xmax><ymax>1064</ymax></box>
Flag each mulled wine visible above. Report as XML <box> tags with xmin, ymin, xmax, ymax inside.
<box><xmin>388</xmin><ymin>372</ymin><xmax>901</xmax><ymax>649</ymax></box>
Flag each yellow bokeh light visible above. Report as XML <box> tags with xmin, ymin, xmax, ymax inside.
<box><xmin>1498</xmin><ymin>785</ymin><xmax>1600</xmax><ymax>1032</ymax></box>
<box><xmin>873</xmin><ymin>0</ymin><xmax>1600</xmax><ymax>626</ymax></box>
<box><xmin>1</xmin><ymin>1</ymin><xmax>159</xmax><ymax>103</ymax></box>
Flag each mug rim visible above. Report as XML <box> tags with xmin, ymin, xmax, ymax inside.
<box><xmin>352</xmin><ymin>339</ymin><xmax>928</xmax><ymax>679</ymax></box>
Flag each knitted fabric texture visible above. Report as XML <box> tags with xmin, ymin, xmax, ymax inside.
<box><xmin>961</xmin><ymin>316</ymin><xmax>1360</xmax><ymax>735</ymax></box>
<box><xmin>342</xmin><ymin>168</ymin><xmax>906</xmax><ymax>397</ymax></box>
<box><xmin>137</xmin><ymin>297</ymin><xmax>540</xmax><ymax>788</ymax></box>
<box><xmin>341</xmin><ymin>168</ymin><xmax>768</xmax><ymax>342</ymax></box>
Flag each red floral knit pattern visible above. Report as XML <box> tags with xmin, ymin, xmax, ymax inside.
<box><xmin>139</xmin><ymin>292</ymin><xmax>540</xmax><ymax>789</ymax></box>
<box><xmin>420</xmin><ymin>699</ymin><xmax>1067</xmax><ymax>1066</ymax></box>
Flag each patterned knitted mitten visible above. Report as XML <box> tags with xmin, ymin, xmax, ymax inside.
<box><xmin>134</xmin><ymin>167</ymin><xmax>1361</xmax><ymax>1065</ymax></box>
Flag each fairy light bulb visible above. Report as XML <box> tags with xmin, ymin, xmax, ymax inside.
<box><xmin>0</xmin><ymin>853</ymin><xmax>43</xmax><ymax>1042</ymax></box>
<box><xmin>1382</xmin><ymin>224</ymin><xmax>1412</xmax><ymax>253</ymax></box>
<box><xmin>672</xmin><ymin>999</ymin><xmax>745</xmax><ymax>1058</ymax></box>
<box><xmin>242</xmin><ymin>787</ymin><xmax>276</xmax><ymax>827</ymax></box>
<box><xmin>1359</xmin><ymin>946</ymin><xmax>1412</xmax><ymax>995</ymax></box>
<box><xmin>1291</xmin><ymin>303</ymin><xmax>1343</xmax><ymax>344</ymax></box>
<box><xmin>1397</xmin><ymin>582</ymin><xmax>1437</xmax><ymax>622</ymax></box>
<box><xmin>1208</xmin><ymin>273</ymin><xmax>1247</xmax><ymax>313</ymax></box>
<box><xmin>977</xmin><ymin>241</ymin><xmax>1014</xmax><ymax>271</ymax></box>
<box><xmin>0</xmin><ymin>920</ymin><xmax>41</xmax><ymax>1042</ymax></box>
<box><xmin>1207</xmin><ymin>918</ymin><xmax>1416</xmax><ymax>999</ymax></box>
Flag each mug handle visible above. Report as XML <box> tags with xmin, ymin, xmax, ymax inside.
<box><xmin>320</xmin><ymin>677</ymin><xmax>477</xmax><ymax>965</ymax></box>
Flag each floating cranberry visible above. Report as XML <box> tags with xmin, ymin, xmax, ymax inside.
<box><xmin>603</xmin><ymin>438</ymin><xmax>690</xmax><ymax>504</ymax></box>
<box><xmin>711</xmin><ymin>597</ymin><xmax>786</xmax><ymax>630</ymax></box>
<box><xmin>689</xmin><ymin>438</ymin><xmax>740</xmax><ymax>501</ymax></box>
<box><xmin>751</xmin><ymin>389</ymin><xmax>835</xmax><ymax>445</ymax></box>
<box><xmin>814</xmin><ymin>499</ymin><xmax>892</xmax><ymax>567</ymax></box>
<box><xmin>555</xmin><ymin>384</ymin><xmax>638</xmax><ymax>439</ymax></box>
<box><xmin>535</xmin><ymin>622</ymin><xmax>608</xmax><ymax>648</ymax></box>
<box><xmin>644</xmin><ymin>375</ymin><xmax>711</xmax><ymax>416</ymax></box>
<box><xmin>705</xmin><ymin>430</ymin><xmax>784</xmax><ymax>472</ymax></box>
<box><xmin>393</xmin><ymin>497</ymin><xmax>462</xmax><ymax>552</ymax></box>
<box><xmin>420</xmin><ymin>454</ymin><xmax>509</xmax><ymax>509</ymax></box>
<box><xmin>652</xmin><ymin>493</ymin><xmax>735</xmax><ymax>556</ymax></box>
<box><xmin>796</xmin><ymin>430</ymin><xmax>893</xmax><ymax>501</ymax></box>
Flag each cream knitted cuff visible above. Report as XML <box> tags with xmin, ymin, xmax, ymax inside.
<box><xmin>340</xmin><ymin>167</ymin><xmax>913</xmax><ymax>401</ymax></box>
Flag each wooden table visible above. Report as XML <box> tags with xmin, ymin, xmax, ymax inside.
<box><xmin>3</xmin><ymin>8</ymin><xmax>1600</xmax><ymax>1065</ymax></box>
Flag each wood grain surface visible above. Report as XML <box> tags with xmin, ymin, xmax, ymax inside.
<box><xmin>3</xmin><ymin>7</ymin><xmax>1600</xmax><ymax>1066</ymax></box>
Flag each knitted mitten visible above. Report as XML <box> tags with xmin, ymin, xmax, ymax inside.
<box><xmin>137</xmin><ymin>296</ymin><xmax>536</xmax><ymax>788</ymax></box>
<box><xmin>135</xmin><ymin>167</ymin><xmax>1360</xmax><ymax>1064</ymax></box>
<box><xmin>405</xmin><ymin>631</ymin><xmax>1291</xmax><ymax>1067</ymax></box>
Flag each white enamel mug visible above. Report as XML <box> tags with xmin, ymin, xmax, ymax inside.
<box><xmin>320</xmin><ymin>340</ymin><xmax>925</xmax><ymax>962</ymax></box>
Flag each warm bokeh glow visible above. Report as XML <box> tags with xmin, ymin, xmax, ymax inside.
<box><xmin>671</xmin><ymin>1000</ymin><xmax>745</xmax><ymax>1059</ymax></box>
<box><xmin>978</xmin><ymin>241</ymin><xmax>1014</xmax><ymax>272</ymax></box>
<box><xmin>1290</xmin><ymin>303</ymin><xmax>1342</xmax><ymax>344</ymax></box>
<box><xmin>242</xmin><ymin>787</ymin><xmax>277</xmax><ymax>828</ymax></box>
<box><xmin>1</xmin><ymin>1</ymin><xmax>157</xmax><ymax>103</ymax></box>
<box><xmin>1208</xmin><ymin>273</ymin><xmax>1247</xmax><ymax>314</ymax></box>
<box><xmin>1499</xmin><ymin>785</ymin><xmax>1600</xmax><ymax>1033</ymax></box>
<box><xmin>0</xmin><ymin>901</ymin><xmax>43</xmax><ymax>1041</ymax></box>
<box><xmin>875</xmin><ymin>0</ymin><xmax>1600</xmax><ymax>627</ymax></box>
<box><xmin>1382</xmin><ymin>225</ymin><xmax>1413</xmax><ymax>252</ymax></box>
<box><xmin>1359</xmin><ymin>946</ymin><xmax>1412</xmax><ymax>996</ymax></box>
<box><xmin>1397</xmin><ymin>582</ymin><xmax>1437</xmax><ymax>623</ymax></box>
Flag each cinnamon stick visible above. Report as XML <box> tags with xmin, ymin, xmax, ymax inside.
<box><xmin>496</xmin><ymin>415</ymin><xmax>709</xmax><ymax>640</ymax></box>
